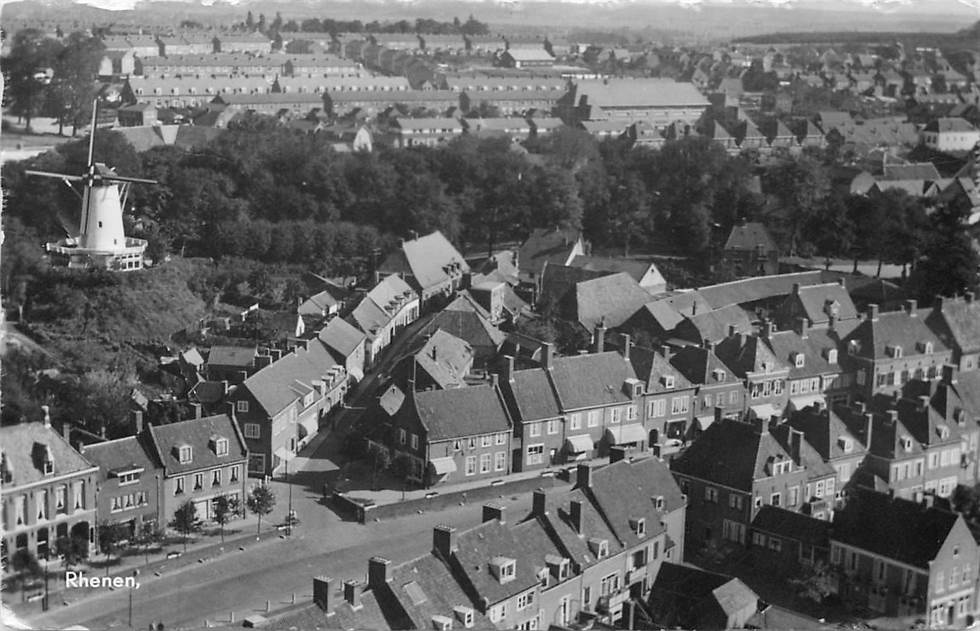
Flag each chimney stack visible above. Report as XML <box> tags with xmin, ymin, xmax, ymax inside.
<box><xmin>966</xmin><ymin>291</ymin><xmax>975</xmax><ymax>304</ymax></box>
<box><xmin>942</xmin><ymin>364</ymin><xmax>957</xmax><ymax>385</ymax></box>
<box><xmin>576</xmin><ymin>463</ymin><xmax>592</xmax><ymax>489</ymax></box>
<box><xmin>132</xmin><ymin>410</ymin><xmax>144</xmax><ymax>435</ymax></box>
<box><xmin>867</xmin><ymin>304</ymin><xmax>879</xmax><ymax>322</ymax></box>
<box><xmin>313</xmin><ymin>577</ymin><xmax>333</xmax><ymax>612</ymax></box>
<box><xmin>532</xmin><ymin>489</ymin><xmax>548</xmax><ymax>517</ymax></box>
<box><xmin>934</xmin><ymin>296</ymin><xmax>946</xmax><ymax>311</ymax></box>
<box><xmin>41</xmin><ymin>405</ymin><xmax>51</xmax><ymax>428</ymax></box>
<box><xmin>62</xmin><ymin>422</ymin><xmax>71</xmax><ymax>443</ymax></box>
<box><xmin>792</xmin><ymin>282</ymin><xmax>801</xmax><ymax>295</ymax></box>
<box><xmin>660</xmin><ymin>344</ymin><xmax>672</xmax><ymax>361</ymax></box>
<box><xmin>905</xmin><ymin>299</ymin><xmax>918</xmax><ymax>316</ymax></box>
<box><xmin>542</xmin><ymin>342</ymin><xmax>554</xmax><ymax>369</ymax></box>
<box><xmin>489</xmin><ymin>373</ymin><xmax>499</xmax><ymax>389</ymax></box>
<box><xmin>343</xmin><ymin>580</ymin><xmax>361</xmax><ymax>609</ymax></box>
<box><xmin>609</xmin><ymin>445</ymin><xmax>627</xmax><ymax>464</ymax></box>
<box><xmin>503</xmin><ymin>355</ymin><xmax>515</xmax><ymax>383</ymax></box>
<box><xmin>433</xmin><ymin>525</ymin><xmax>458</xmax><ymax>559</ymax></box>
<box><xmin>917</xmin><ymin>395</ymin><xmax>930</xmax><ymax>411</ymax></box>
<box><xmin>796</xmin><ymin>317</ymin><xmax>809</xmax><ymax>339</ymax></box>
<box><xmin>789</xmin><ymin>428</ymin><xmax>802</xmax><ymax>462</ymax></box>
<box><xmin>763</xmin><ymin>319</ymin><xmax>776</xmax><ymax>339</ymax></box>
<box><xmin>864</xmin><ymin>412</ymin><xmax>874</xmax><ymax>448</ymax></box>
<box><xmin>368</xmin><ymin>557</ymin><xmax>391</xmax><ymax>590</ymax></box>
<box><xmin>621</xmin><ymin>333</ymin><xmax>631</xmax><ymax>362</ymax></box>
<box><xmin>569</xmin><ymin>499</ymin><xmax>584</xmax><ymax>534</ymax></box>
<box><xmin>593</xmin><ymin>322</ymin><xmax>606</xmax><ymax>354</ymax></box>
<box><xmin>482</xmin><ymin>503</ymin><xmax>506</xmax><ymax>524</ymax></box>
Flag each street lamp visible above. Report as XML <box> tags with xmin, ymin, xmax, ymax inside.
<box><xmin>128</xmin><ymin>568</ymin><xmax>139</xmax><ymax>627</ymax></box>
<box><xmin>42</xmin><ymin>554</ymin><xmax>49</xmax><ymax>612</ymax></box>
<box><xmin>274</xmin><ymin>448</ymin><xmax>295</xmax><ymax>536</ymax></box>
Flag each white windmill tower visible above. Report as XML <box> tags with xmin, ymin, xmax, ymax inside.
<box><xmin>26</xmin><ymin>101</ymin><xmax>157</xmax><ymax>271</ymax></box>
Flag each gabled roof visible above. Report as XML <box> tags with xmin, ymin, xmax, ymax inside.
<box><xmin>843</xmin><ymin>308</ymin><xmax>948</xmax><ymax>360</ymax></box>
<box><xmin>629</xmin><ymin>345</ymin><xmax>694</xmax><ymax>394</ymax></box>
<box><xmin>724</xmin><ymin>222</ymin><xmax>777</xmax><ymax>253</ymax></box>
<box><xmin>715</xmin><ymin>333</ymin><xmax>790</xmax><ymax>378</ymax></box>
<box><xmin>679</xmin><ymin>305</ymin><xmax>755</xmax><ymax>346</ymax></box>
<box><xmin>532</xmin><ymin>487</ymin><xmax>619</xmax><ymax>568</ymax></box>
<box><xmin>651</xmin><ymin>563</ymin><xmax>758</xmax><ymax>619</ymax></box>
<box><xmin>0</xmin><ymin>423</ymin><xmax>96</xmax><ymax>488</ymax></box>
<box><xmin>240</xmin><ymin>341</ymin><xmax>343</xmax><ymax>418</ymax></box>
<box><xmin>668</xmin><ymin>345</ymin><xmax>733</xmax><ymax>387</ymax></box>
<box><xmin>765</xmin><ymin>329</ymin><xmax>843</xmax><ymax>381</ymax></box>
<box><xmin>207</xmin><ymin>345</ymin><xmax>257</xmax><ymax>368</ymax></box>
<box><xmin>699</xmin><ymin>272</ymin><xmax>830</xmax><ymax>310</ymax></box>
<box><xmin>671</xmin><ymin>418</ymin><xmax>795</xmax><ymax>491</ymax></box>
<box><xmin>883</xmin><ymin>163</ymin><xmax>941</xmax><ymax>181</ymax></box>
<box><xmin>452</xmin><ymin>519</ymin><xmax>542</xmax><ymax>605</ymax></box>
<box><xmin>419</xmin><ymin>294</ymin><xmax>506</xmax><ymax>350</ymax></box>
<box><xmin>81</xmin><ymin>434</ymin><xmax>161</xmax><ymax>478</ymax></box>
<box><xmin>568</xmin><ymin>255</ymin><xmax>666</xmax><ymax>291</ymax></box>
<box><xmin>927</xmin><ymin>296</ymin><xmax>980</xmax><ymax>355</ymax></box>
<box><xmin>832</xmin><ymin>488</ymin><xmax>964</xmax><ymax>569</ymax></box>
<box><xmin>537</xmin><ymin>264</ymin><xmax>605</xmax><ymax>314</ymax></box>
<box><xmin>573</xmin><ymin>272</ymin><xmax>651</xmax><ymax>330</ymax></box>
<box><xmin>318</xmin><ymin>317</ymin><xmax>366</xmax><ymax>359</ymax></box>
<box><xmin>752</xmin><ymin>505</ymin><xmax>831</xmax><ymax>547</ymax></box>
<box><xmin>407</xmin><ymin>329</ymin><xmax>474</xmax><ymax>389</ymax></box>
<box><xmin>785</xmin><ymin>282</ymin><xmax>858</xmax><ymax>325</ymax></box>
<box><xmin>146</xmin><ymin>413</ymin><xmax>247</xmax><ymax>476</ymax></box>
<box><xmin>547</xmin><ymin>350</ymin><xmax>637</xmax><ymax>411</ymax></box>
<box><xmin>923</xmin><ymin>117</ymin><xmax>976</xmax><ymax>133</ymax></box>
<box><xmin>384</xmin><ymin>553</ymin><xmax>495</xmax><ymax>630</ymax></box>
<box><xmin>378</xmin><ymin>231</ymin><xmax>468</xmax><ymax>293</ymax></box>
<box><xmin>517</xmin><ymin>227</ymin><xmax>582</xmax><ymax>279</ymax></box>
<box><xmin>502</xmin><ymin>368</ymin><xmax>562</xmax><ymax>422</ymax></box>
<box><xmin>573</xmin><ymin>78</ymin><xmax>709</xmax><ymax>110</ymax></box>
<box><xmin>412</xmin><ymin>384</ymin><xmax>511</xmax><ymax>441</ymax></box>
<box><xmin>348</xmin><ymin>275</ymin><xmax>416</xmax><ymax>339</ymax></box>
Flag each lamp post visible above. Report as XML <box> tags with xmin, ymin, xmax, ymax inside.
<box><xmin>128</xmin><ymin>568</ymin><xmax>139</xmax><ymax>627</ymax></box>
<box><xmin>42</xmin><ymin>555</ymin><xmax>49</xmax><ymax>612</ymax></box>
<box><xmin>275</xmin><ymin>447</ymin><xmax>295</xmax><ymax>536</ymax></box>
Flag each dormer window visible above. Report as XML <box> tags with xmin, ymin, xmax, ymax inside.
<box><xmin>901</xmin><ymin>436</ymin><xmax>913</xmax><ymax>452</ymax></box>
<box><xmin>793</xmin><ymin>352</ymin><xmax>805</xmax><ymax>368</ymax></box>
<box><xmin>838</xmin><ymin>437</ymin><xmax>853</xmax><ymax>453</ymax></box>
<box><xmin>938</xmin><ymin>425</ymin><xmax>950</xmax><ymax>440</ymax></box>
<box><xmin>588</xmin><ymin>538</ymin><xmax>609</xmax><ymax>559</ymax></box>
<box><xmin>453</xmin><ymin>606</ymin><xmax>474</xmax><ymax>629</ymax></box>
<box><xmin>654</xmin><ymin>495</ymin><xmax>665</xmax><ymax>510</ymax></box>
<box><xmin>489</xmin><ymin>557</ymin><xmax>516</xmax><ymax>584</ymax></box>
<box><xmin>713</xmin><ymin>369</ymin><xmax>726</xmax><ymax>382</ymax></box>
<box><xmin>661</xmin><ymin>375</ymin><xmax>675</xmax><ymax>389</ymax></box>
<box><xmin>211</xmin><ymin>436</ymin><xmax>229</xmax><ymax>456</ymax></box>
<box><xmin>848</xmin><ymin>340</ymin><xmax>860</xmax><ymax>355</ymax></box>
<box><xmin>824</xmin><ymin>349</ymin><xmax>838</xmax><ymax>364</ymax></box>
<box><xmin>178</xmin><ymin>445</ymin><xmax>193</xmax><ymax>464</ymax></box>
<box><xmin>887</xmin><ymin>345</ymin><xmax>903</xmax><ymax>359</ymax></box>
<box><xmin>431</xmin><ymin>615</ymin><xmax>453</xmax><ymax>631</ymax></box>
<box><xmin>1</xmin><ymin>451</ymin><xmax>13</xmax><ymax>484</ymax></box>
<box><xmin>630</xmin><ymin>518</ymin><xmax>647</xmax><ymax>537</ymax></box>
<box><xmin>917</xmin><ymin>341</ymin><xmax>934</xmax><ymax>354</ymax></box>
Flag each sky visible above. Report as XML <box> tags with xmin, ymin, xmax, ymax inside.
<box><xmin>47</xmin><ymin>0</ymin><xmax>980</xmax><ymax>13</ymax></box>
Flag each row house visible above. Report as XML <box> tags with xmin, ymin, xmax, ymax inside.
<box><xmin>383</xmin><ymin>381</ymin><xmax>513</xmax><ymax>486</ymax></box>
<box><xmin>927</xmin><ymin>293</ymin><xmax>980</xmax><ymax>373</ymax></box>
<box><xmin>444</xmin><ymin>76</ymin><xmax>568</xmax><ymax>93</ymax></box>
<box><xmin>1</xmin><ymin>419</ymin><xmax>99</xmax><ymax>566</ymax></box>
<box><xmin>205</xmin><ymin>345</ymin><xmax>261</xmax><ymax>384</ymax></box>
<box><xmin>102</xmin><ymin>34</ymin><xmax>161</xmax><ymax>58</ymax></box>
<box><xmin>214</xmin><ymin>33</ymin><xmax>272</xmax><ymax>54</ymax></box>
<box><xmin>786</xmin><ymin>402</ymin><xmax>868</xmax><ymax>492</ymax></box>
<box><xmin>346</xmin><ymin>273</ymin><xmax>420</xmax><ymax>366</ymax></box>
<box><xmin>156</xmin><ymin>34</ymin><xmax>215</xmax><ymax>56</ymax></box>
<box><xmin>419</xmin><ymin>34</ymin><xmax>467</xmax><ymax>54</ymax></box>
<box><xmin>671</xmin><ymin>417</ymin><xmax>837</xmax><ymax>554</ymax></box>
<box><xmin>144</xmin><ymin>413</ymin><xmax>248</xmax><ymax>524</ymax></box>
<box><xmin>324</xmin><ymin>89</ymin><xmax>458</xmax><ymax>117</ymax></box>
<box><xmin>463</xmin><ymin>117</ymin><xmax>533</xmax><ymax>141</ymax></box>
<box><xmin>123</xmin><ymin>76</ymin><xmax>275</xmax><ymax>108</ymax></box>
<box><xmin>763</xmin><ymin>319</ymin><xmax>858</xmax><ymax>411</ymax></box>
<box><xmin>459</xmin><ymin>89</ymin><xmax>561</xmax><ymax>116</ymax></box>
<box><xmin>749</xmin><ymin>504</ymin><xmax>833</xmax><ymax>571</ymax></box>
<box><xmin>775</xmin><ymin>280</ymin><xmax>859</xmax><ymax>330</ymax></box>
<box><xmin>830</xmin><ymin>489</ymin><xmax>979</xmax><ymax>627</ymax></box>
<box><xmin>559</xmin><ymin>79</ymin><xmax>709</xmax><ymax>128</ymax></box>
<box><xmin>137</xmin><ymin>53</ymin><xmax>282</xmax><ymax>78</ymax></box>
<box><xmin>316</xmin><ymin>317</ymin><xmax>367</xmax><ymax>383</ymax></box>
<box><xmin>668</xmin><ymin>343</ymin><xmax>746</xmax><ymax>436</ymax></box>
<box><xmin>391</xmin><ymin>117</ymin><xmax>464</xmax><ymax>148</ymax></box>
<box><xmin>375</xmin><ymin>231</ymin><xmax>469</xmax><ymax>306</ymax></box>
<box><xmin>281</xmin><ymin>55</ymin><xmax>362</xmax><ymax>77</ymax></box>
<box><xmin>627</xmin><ymin>343</ymin><xmax>697</xmax><ymax>453</ymax></box>
<box><xmin>843</xmin><ymin>302</ymin><xmax>952</xmax><ymax>401</ymax></box>
<box><xmin>319</xmin><ymin>76</ymin><xmax>410</xmax><ymax>92</ymax></box>
<box><xmin>715</xmin><ymin>329</ymin><xmax>791</xmax><ymax>422</ymax></box>
<box><xmin>210</xmin><ymin>93</ymin><xmax>324</xmax><ymax>116</ymax></box>
<box><xmin>228</xmin><ymin>339</ymin><xmax>349</xmax><ymax>476</ymax></box>
<box><xmin>97</xmin><ymin>50</ymin><xmax>137</xmax><ymax>78</ymax></box>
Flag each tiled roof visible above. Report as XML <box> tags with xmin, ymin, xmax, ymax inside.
<box><xmin>81</xmin><ymin>434</ymin><xmax>160</xmax><ymax>477</ymax></box>
<box><xmin>318</xmin><ymin>317</ymin><xmax>366</xmax><ymax>359</ymax></box>
<box><xmin>716</xmin><ymin>333</ymin><xmax>790</xmax><ymax>378</ymax></box>
<box><xmin>668</xmin><ymin>345</ymin><xmax>731</xmax><ymax>387</ymax></box>
<box><xmin>207</xmin><ymin>345</ymin><xmax>256</xmax><ymax>367</ymax></box>
<box><xmin>537</xmin><ymin>264</ymin><xmax>604</xmax><ymax>314</ymax></box>
<box><xmin>765</xmin><ymin>328</ymin><xmax>843</xmax><ymax>381</ymax></box>
<box><xmin>832</xmin><ymin>488</ymin><xmax>963</xmax><ymax>569</ymax></box>
<box><xmin>533</xmin><ymin>488</ymin><xmax>619</xmax><ymax>568</ymax></box>
<box><xmin>146</xmin><ymin>413</ymin><xmax>247</xmax><ymax>476</ymax></box>
<box><xmin>883</xmin><ymin>163</ymin><xmax>941</xmax><ymax>181</ymax></box>
<box><xmin>698</xmin><ymin>271</ymin><xmax>826</xmax><ymax>309</ymax></box>
<box><xmin>517</xmin><ymin>227</ymin><xmax>581</xmax><ymax>278</ymax></box>
<box><xmin>574</xmin><ymin>272</ymin><xmax>652</xmax><ymax>330</ymax></box>
<box><xmin>408</xmin><ymin>329</ymin><xmax>474</xmax><ymax>389</ymax></box>
<box><xmin>928</xmin><ymin>297</ymin><xmax>980</xmax><ymax>355</ymax></box>
<box><xmin>724</xmin><ymin>222</ymin><xmax>777</xmax><ymax>253</ymax></box>
<box><xmin>413</xmin><ymin>384</ymin><xmax>511</xmax><ymax>441</ymax></box>
<box><xmin>770</xmin><ymin>423</ymin><xmax>836</xmax><ymax>479</ymax></box>
<box><xmin>379</xmin><ymin>231</ymin><xmax>468</xmax><ymax>293</ymax></box>
<box><xmin>452</xmin><ymin>519</ymin><xmax>541</xmax><ymax>605</ymax></box>
<box><xmin>502</xmin><ymin>368</ymin><xmax>561</xmax><ymax>422</ymax></box>
<box><xmin>670</xmin><ymin>419</ymin><xmax>794</xmax><ymax>491</ymax></box>
<box><xmin>574</xmin><ymin>78</ymin><xmax>709</xmax><ymax>109</ymax></box>
<box><xmin>384</xmin><ymin>553</ymin><xmax>495</xmax><ymax>630</ymax></box>
<box><xmin>629</xmin><ymin>345</ymin><xmax>693</xmax><ymax>394</ymax></box>
<box><xmin>348</xmin><ymin>275</ymin><xmax>416</xmax><ymax>339</ymax></box>
<box><xmin>789</xmin><ymin>282</ymin><xmax>858</xmax><ymax>325</ymax></box>
<box><xmin>652</xmin><ymin>563</ymin><xmax>757</xmax><ymax>616</ymax></box>
<box><xmin>568</xmin><ymin>255</ymin><xmax>664</xmax><ymax>290</ymax></box>
<box><xmin>923</xmin><ymin>117</ymin><xmax>976</xmax><ymax>133</ymax></box>
<box><xmin>788</xmin><ymin>406</ymin><xmax>864</xmax><ymax>462</ymax></box>
<box><xmin>419</xmin><ymin>295</ymin><xmax>506</xmax><ymax>350</ymax></box>
<box><xmin>752</xmin><ymin>505</ymin><xmax>831</xmax><ymax>547</ymax></box>
<box><xmin>547</xmin><ymin>351</ymin><xmax>636</xmax><ymax>411</ymax></box>
<box><xmin>504</xmin><ymin>48</ymin><xmax>554</xmax><ymax>62</ymax></box>
<box><xmin>680</xmin><ymin>305</ymin><xmax>755</xmax><ymax>346</ymax></box>
<box><xmin>241</xmin><ymin>341</ymin><xmax>343</xmax><ymax>418</ymax></box>
<box><xmin>843</xmin><ymin>308</ymin><xmax>948</xmax><ymax>360</ymax></box>
<box><xmin>0</xmin><ymin>423</ymin><xmax>96</xmax><ymax>488</ymax></box>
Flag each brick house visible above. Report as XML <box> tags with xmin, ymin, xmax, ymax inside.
<box><xmin>786</xmin><ymin>402</ymin><xmax>867</xmax><ymax>493</ymax></box>
<box><xmin>722</xmin><ymin>221</ymin><xmax>779</xmax><ymax>277</ymax></box>
<box><xmin>763</xmin><ymin>319</ymin><xmax>858</xmax><ymax>411</ymax></box>
<box><xmin>926</xmin><ymin>294</ymin><xmax>980</xmax><ymax>373</ymax></box>
<box><xmin>668</xmin><ymin>343</ymin><xmax>746</xmax><ymax>437</ymax></box>
<box><xmin>843</xmin><ymin>302</ymin><xmax>952</xmax><ymax>401</ymax></box>
<box><xmin>228</xmin><ymin>340</ymin><xmax>348</xmax><ymax>476</ymax></box>
<box><xmin>1</xmin><ymin>421</ymin><xmax>99</xmax><ymax>565</ymax></box>
<box><xmin>498</xmin><ymin>357</ymin><xmax>566</xmax><ymax>471</ymax></box>
<box><xmin>830</xmin><ymin>489</ymin><xmax>979</xmax><ymax>627</ymax></box>
<box><xmin>750</xmin><ymin>506</ymin><xmax>832</xmax><ymax>571</ymax></box>
<box><xmin>649</xmin><ymin>563</ymin><xmax>760</xmax><ymax>630</ymax></box>
<box><xmin>375</xmin><ymin>231</ymin><xmax>469</xmax><ymax>306</ymax></box>
<box><xmin>715</xmin><ymin>330</ymin><xmax>791</xmax><ymax>422</ymax></box>
<box><xmin>316</xmin><ymin>316</ymin><xmax>367</xmax><ymax>383</ymax></box>
<box><xmin>775</xmin><ymin>280</ymin><xmax>859</xmax><ymax>330</ymax></box>
<box><xmin>626</xmin><ymin>343</ymin><xmax>696</xmax><ymax>452</ymax></box>
<box><xmin>144</xmin><ymin>413</ymin><xmax>248</xmax><ymax>525</ymax></box>
<box><xmin>346</xmin><ymin>274</ymin><xmax>420</xmax><ymax>366</ymax></box>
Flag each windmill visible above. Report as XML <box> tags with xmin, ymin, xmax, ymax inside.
<box><xmin>26</xmin><ymin>100</ymin><xmax>157</xmax><ymax>271</ymax></box>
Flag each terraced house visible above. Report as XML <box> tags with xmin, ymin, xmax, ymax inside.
<box><xmin>625</xmin><ymin>342</ymin><xmax>696</xmax><ymax>454</ymax></box>
<box><xmin>346</xmin><ymin>274</ymin><xmax>420</xmax><ymax>365</ymax></box>
<box><xmin>228</xmin><ymin>340</ymin><xmax>348</xmax><ymax>476</ymax></box>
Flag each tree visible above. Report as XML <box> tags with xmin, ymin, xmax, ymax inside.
<box><xmin>212</xmin><ymin>495</ymin><xmax>241</xmax><ymax>544</ymax></box>
<box><xmin>246</xmin><ymin>484</ymin><xmax>276</xmax><ymax>538</ymax></box>
<box><xmin>271</xmin><ymin>12</ymin><xmax>284</xmax><ymax>33</ymax></box>
<box><xmin>367</xmin><ymin>443</ymin><xmax>392</xmax><ymax>491</ymax></box>
<box><xmin>171</xmin><ymin>500</ymin><xmax>202</xmax><ymax>552</ymax></box>
<box><xmin>97</xmin><ymin>521</ymin><xmax>127</xmax><ymax>574</ymax></box>
<box><xmin>913</xmin><ymin>202</ymin><xmax>980</xmax><ymax>302</ymax></box>
<box><xmin>54</xmin><ymin>534</ymin><xmax>89</xmax><ymax>569</ymax></box>
<box><xmin>3</xmin><ymin>29</ymin><xmax>63</xmax><ymax>131</ymax></box>
<box><xmin>10</xmin><ymin>549</ymin><xmax>43</xmax><ymax>591</ymax></box>
<box><xmin>391</xmin><ymin>453</ymin><xmax>414</xmax><ymax>501</ymax></box>
<box><xmin>245</xmin><ymin>11</ymin><xmax>255</xmax><ymax>30</ymax></box>
<box><xmin>788</xmin><ymin>560</ymin><xmax>836</xmax><ymax>604</ymax></box>
<box><xmin>49</xmin><ymin>32</ymin><xmax>105</xmax><ymax>136</ymax></box>
<box><xmin>133</xmin><ymin>523</ymin><xmax>163</xmax><ymax>566</ymax></box>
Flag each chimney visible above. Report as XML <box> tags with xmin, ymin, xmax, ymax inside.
<box><xmin>609</xmin><ymin>445</ymin><xmax>628</xmax><ymax>463</ymax></box>
<box><xmin>864</xmin><ymin>412</ymin><xmax>874</xmax><ymax>447</ymax></box>
<box><xmin>935</xmin><ymin>296</ymin><xmax>946</xmax><ymax>311</ymax></box>
<box><xmin>313</xmin><ymin>577</ymin><xmax>333</xmax><ymax>612</ymax></box>
<box><xmin>792</xmin><ymin>282</ymin><xmax>801</xmax><ymax>295</ymax></box>
<box><xmin>692</xmin><ymin>300</ymin><xmax>698</xmax><ymax>316</ymax></box>
<box><xmin>532</xmin><ymin>489</ymin><xmax>548</xmax><ymax>517</ymax></box>
<box><xmin>837</xmin><ymin>277</ymin><xmax>846</xmax><ymax>287</ymax></box>
<box><xmin>763</xmin><ymin>319</ymin><xmax>776</xmax><ymax>339</ymax></box>
<box><xmin>702</xmin><ymin>340</ymin><xmax>714</xmax><ymax>352</ymax></box>
<box><xmin>905</xmin><ymin>299</ymin><xmax>918</xmax><ymax>316</ymax></box>
<box><xmin>917</xmin><ymin>394</ymin><xmax>930</xmax><ymax>411</ymax></box>
<box><xmin>966</xmin><ymin>291</ymin><xmax>975</xmax><ymax>304</ymax></box>
<box><xmin>62</xmin><ymin>422</ymin><xmax>71</xmax><ymax>443</ymax></box>
<box><xmin>227</xmin><ymin>400</ymin><xmax>238</xmax><ymax>421</ymax></box>
<box><xmin>660</xmin><ymin>344</ymin><xmax>672</xmax><ymax>361</ymax></box>
<box><xmin>368</xmin><ymin>557</ymin><xmax>391</xmax><ymax>590</ymax></box>
<box><xmin>789</xmin><ymin>428</ymin><xmax>802</xmax><ymax>462</ymax></box>
<box><xmin>621</xmin><ymin>333</ymin><xmax>631</xmax><ymax>362</ymax></box>
<box><xmin>886</xmin><ymin>409</ymin><xmax>899</xmax><ymax>425</ymax></box>
<box><xmin>132</xmin><ymin>410</ymin><xmax>144</xmax><ymax>434</ymax></box>
<box><xmin>796</xmin><ymin>317</ymin><xmax>809</xmax><ymax>339</ymax></box>
<box><xmin>489</xmin><ymin>373</ymin><xmax>499</xmax><ymax>389</ymax></box>
<box><xmin>728</xmin><ymin>324</ymin><xmax>738</xmax><ymax>338</ymax></box>
<box><xmin>189</xmin><ymin>402</ymin><xmax>202</xmax><ymax>419</ymax></box>
<box><xmin>569</xmin><ymin>499</ymin><xmax>584</xmax><ymax>534</ymax></box>
<box><xmin>576</xmin><ymin>463</ymin><xmax>592</xmax><ymax>489</ymax></box>
<box><xmin>593</xmin><ymin>323</ymin><xmax>606</xmax><ymax>354</ymax></box>
<box><xmin>343</xmin><ymin>580</ymin><xmax>361</xmax><ymax>609</ymax></box>
<box><xmin>482</xmin><ymin>504</ymin><xmax>506</xmax><ymax>524</ymax></box>
<box><xmin>502</xmin><ymin>355</ymin><xmax>515</xmax><ymax>383</ymax></box>
<box><xmin>433</xmin><ymin>525</ymin><xmax>458</xmax><ymax>559</ymax></box>
<box><xmin>254</xmin><ymin>355</ymin><xmax>272</xmax><ymax>369</ymax></box>
<box><xmin>923</xmin><ymin>493</ymin><xmax>936</xmax><ymax>509</ymax></box>
<box><xmin>41</xmin><ymin>405</ymin><xmax>51</xmax><ymax>428</ymax></box>
<box><xmin>237</xmin><ymin>370</ymin><xmax>248</xmax><ymax>383</ymax></box>
<box><xmin>542</xmin><ymin>342</ymin><xmax>554</xmax><ymax>369</ymax></box>
<box><xmin>943</xmin><ymin>364</ymin><xmax>957</xmax><ymax>385</ymax></box>
<box><xmin>867</xmin><ymin>304</ymin><xmax>879</xmax><ymax>322</ymax></box>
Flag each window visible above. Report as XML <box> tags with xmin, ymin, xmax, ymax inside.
<box><xmin>495</xmin><ymin>433</ymin><xmax>506</xmax><ymax>445</ymax></box>
<box><xmin>771</xmin><ymin>492</ymin><xmax>781</xmax><ymax>507</ymax></box>
<box><xmin>729</xmin><ymin>494</ymin><xmax>743</xmax><ymax>510</ymax></box>
<box><xmin>517</xmin><ymin>591</ymin><xmax>535</xmax><ymax>610</ymax></box>
<box><xmin>671</xmin><ymin>396</ymin><xmax>689</xmax><ymax>415</ymax></box>
<box><xmin>480</xmin><ymin>453</ymin><xmax>492</xmax><ymax>474</ymax></box>
<box><xmin>704</xmin><ymin>486</ymin><xmax>719</xmax><ymax>503</ymax></box>
<box><xmin>789</xmin><ymin>486</ymin><xmax>799</xmax><ymax>506</ymax></box>
<box><xmin>570</xmin><ymin>413</ymin><xmax>582</xmax><ymax>430</ymax></box>
<box><xmin>769</xmin><ymin>537</ymin><xmax>782</xmax><ymax>552</ymax></box>
<box><xmin>649</xmin><ymin>399</ymin><xmax>666</xmax><ymax>418</ymax></box>
<box><xmin>214</xmin><ymin>438</ymin><xmax>229</xmax><ymax>456</ymax></box>
<box><xmin>179</xmin><ymin>446</ymin><xmax>193</xmax><ymax>464</ymax></box>
<box><xmin>243</xmin><ymin>423</ymin><xmax>260</xmax><ymax>439</ymax></box>
<box><xmin>527</xmin><ymin>444</ymin><xmax>545</xmax><ymax>466</ymax></box>
<box><xmin>547</xmin><ymin>420</ymin><xmax>559</xmax><ymax>435</ymax></box>
<box><xmin>175</xmin><ymin>477</ymin><xmax>185</xmax><ymax>495</ymax></box>
<box><xmin>468</xmin><ymin>438</ymin><xmax>477</xmax><ymax>450</ymax></box>
<box><xmin>55</xmin><ymin>486</ymin><xmax>67</xmax><ymax>515</ymax></box>
<box><xmin>936</xmin><ymin>571</ymin><xmax>945</xmax><ymax>593</ymax></box>
<box><xmin>399</xmin><ymin>429</ymin><xmax>407</xmax><ymax>445</ymax></box>
<box><xmin>794</xmin><ymin>353</ymin><xmax>805</xmax><ymax>368</ymax></box>
<box><xmin>587</xmin><ymin>411</ymin><xmax>600</xmax><ymax>427</ymax></box>
<box><xmin>626</xmin><ymin>405</ymin><xmax>637</xmax><ymax>421</ymax></box>
<box><xmin>236</xmin><ymin>400</ymin><xmax>249</xmax><ymax>413</ymax></box>
<box><xmin>482</xmin><ymin>435</ymin><xmax>493</xmax><ymax>447</ymax></box>
<box><xmin>465</xmin><ymin>456</ymin><xmax>477</xmax><ymax>476</ymax></box>
<box><xmin>494</xmin><ymin>451</ymin><xmax>506</xmax><ymax>472</ymax></box>
<box><xmin>212</xmin><ymin>469</ymin><xmax>221</xmax><ymax>486</ymax></box>
<box><xmin>194</xmin><ymin>473</ymin><xmax>204</xmax><ymax>490</ymax></box>
<box><xmin>410</xmin><ymin>434</ymin><xmax>419</xmax><ymax>450</ymax></box>
<box><xmin>600</xmin><ymin>573</ymin><xmax>620</xmax><ymax>596</ymax></box>
<box><xmin>529</xmin><ymin>423</ymin><xmax>541</xmax><ymax>437</ymax></box>
<box><xmin>703</xmin><ymin>394</ymin><xmax>713</xmax><ymax>410</ymax></box>
<box><xmin>230</xmin><ymin>466</ymin><xmax>240</xmax><ymax>482</ymax></box>
<box><xmin>583</xmin><ymin>586</ymin><xmax>592</xmax><ymax>606</ymax></box>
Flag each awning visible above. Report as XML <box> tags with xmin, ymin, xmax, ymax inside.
<box><xmin>564</xmin><ymin>435</ymin><xmax>594</xmax><ymax>454</ymax></box>
<box><xmin>605</xmin><ymin>424</ymin><xmax>647</xmax><ymax>445</ymax></box>
<box><xmin>789</xmin><ymin>394</ymin><xmax>825</xmax><ymax>412</ymax></box>
<box><xmin>749</xmin><ymin>404</ymin><xmax>778</xmax><ymax>421</ymax></box>
<box><xmin>428</xmin><ymin>457</ymin><xmax>457</xmax><ymax>475</ymax></box>
<box><xmin>695</xmin><ymin>416</ymin><xmax>714</xmax><ymax>432</ymax></box>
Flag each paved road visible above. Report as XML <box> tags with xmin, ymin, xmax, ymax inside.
<box><xmin>28</xmin><ymin>491</ymin><xmax>533</xmax><ymax>630</ymax></box>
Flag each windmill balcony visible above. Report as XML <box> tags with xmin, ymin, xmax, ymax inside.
<box><xmin>47</xmin><ymin>236</ymin><xmax>147</xmax><ymax>256</ymax></box>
